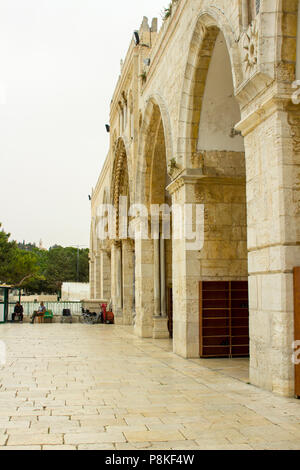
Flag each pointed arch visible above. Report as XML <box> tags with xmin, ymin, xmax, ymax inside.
<box><xmin>111</xmin><ymin>138</ymin><xmax>130</xmax><ymax>240</ymax></box>
<box><xmin>177</xmin><ymin>10</ymin><xmax>244</xmax><ymax>168</ymax></box>
<box><xmin>135</xmin><ymin>95</ymin><xmax>173</xmax><ymax>206</ymax></box>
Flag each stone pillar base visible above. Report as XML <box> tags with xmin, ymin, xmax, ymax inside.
<box><xmin>153</xmin><ymin>317</ymin><xmax>169</xmax><ymax>339</ymax></box>
<box><xmin>134</xmin><ymin>322</ymin><xmax>153</xmax><ymax>338</ymax></box>
<box><xmin>122</xmin><ymin>311</ymin><xmax>133</xmax><ymax>326</ymax></box>
<box><xmin>113</xmin><ymin>315</ymin><xmax>124</xmax><ymax>326</ymax></box>
<box><xmin>113</xmin><ymin>309</ymin><xmax>123</xmax><ymax>326</ymax></box>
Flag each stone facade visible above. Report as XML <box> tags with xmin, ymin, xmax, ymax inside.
<box><xmin>90</xmin><ymin>0</ymin><xmax>300</xmax><ymax>397</ymax></box>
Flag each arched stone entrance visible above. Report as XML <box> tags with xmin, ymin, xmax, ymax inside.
<box><xmin>170</xmin><ymin>17</ymin><xmax>248</xmax><ymax>359</ymax></box>
<box><xmin>134</xmin><ymin>99</ymin><xmax>173</xmax><ymax>339</ymax></box>
<box><xmin>111</xmin><ymin>138</ymin><xmax>135</xmax><ymax>325</ymax></box>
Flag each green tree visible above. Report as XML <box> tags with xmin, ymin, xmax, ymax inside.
<box><xmin>0</xmin><ymin>224</ymin><xmax>40</xmax><ymax>286</ymax></box>
<box><xmin>0</xmin><ymin>223</ymin><xmax>89</xmax><ymax>294</ymax></box>
<box><xmin>44</xmin><ymin>246</ymin><xmax>89</xmax><ymax>294</ymax></box>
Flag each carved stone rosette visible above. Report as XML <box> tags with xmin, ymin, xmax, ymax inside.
<box><xmin>241</xmin><ymin>19</ymin><xmax>259</xmax><ymax>79</ymax></box>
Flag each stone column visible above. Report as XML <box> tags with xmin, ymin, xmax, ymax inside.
<box><xmin>168</xmin><ymin>176</ymin><xmax>203</xmax><ymax>358</ymax></box>
<box><xmin>89</xmin><ymin>258</ymin><xmax>95</xmax><ymax>299</ymax></box>
<box><xmin>153</xmin><ymin>238</ymin><xmax>160</xmax><ymax>316</ymax></box>
<box><xmin>134</xmin><ymin>235</ymin><xmax>154</xmax><ymax>338</ymax></box>
<box><xmin>160</xmin><ymin>236</ymin><xmax>167</xmax><ymax>317</ymax></box>
<box><xmin>237</xmin><ymin>97</ymin><xmax>300</xmax><ymax>396</ymax></box>
<box><xmin>153</xmin><ymin>235</ymin><xmax>169</xmax><ymax>339</ymax></box>
<box><xmin>122</xmin><ymin>239</ymin><xmax>135</xmax><ymax>325</ymax></box>
<box><xmin>111</xmin><ymin>241</ymin><xmax>123</xmax><ymax>320</ymax></box>
<box><xmin>242</xmin><ymin>0</ymin><xmax>249</xmax><ymax>29</ymax></box>
<box><xmin>100</xmin><ymin>249</ymin><xmax>111</xmax><ymax>300</ymax></box>
<box><xmin>94</xmin><ymin>254</ymin><xmax>101</xmax><ymax>299</ymax></box>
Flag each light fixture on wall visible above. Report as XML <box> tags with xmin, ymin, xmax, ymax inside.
<box><xmin>230</xmin><ymin>127</ymin><xmax>242</xmax><ymax>138</ymax></box>
<box><xmin>105</xmin><ymin>124</ymin><xmax>110</xmax><ymax>133</ymax></box>
<box><xmin>133</xmin><ymin>31</ymin><xmax>140</xmax><ymax>45</ymax></box>
<box><xmin>143</xmin><ymin>58</ymin><xmax>151</xmax><ymax>66</ymax></box>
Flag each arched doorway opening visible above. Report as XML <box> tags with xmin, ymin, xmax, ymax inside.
<box><xmin>174</xmin><ymin>20</ymin><xmax>248</xmax><ymax>362</ymax></box>
<box><xmin>196</xmin><ymin>29</ymin><xmax>248</xmax><ymax>359</ymax></box>
<box><xmin>149</xmin><ymin>106</ymin><xmax>173</xmax><ymax>339</ymax></box>
<box><xmin>111</xmin><ymin>138</ymin><xmax>135</xmax><ymax>325</ymax></box>
<box><xmin>135</xmin><ymin>100</ymin><xmax>173</xmax><ymax>339</ymax></box>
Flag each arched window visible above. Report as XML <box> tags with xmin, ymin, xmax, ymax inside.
<box><xmin>250</xmin><ymin>0</ymin><xmax>260</xmax><ymax>21</ymax></box>
<box><xmin>242</xmin><ymin>0</ymin><xmax>261</xmax><ymax>29</ymax></box>
<box><xmin>128</xmin><ymin>91</ymin><xmax>134</xmax><ymax>139</ymax></box>
<box><xmin>118</xmin><ymin>102</ymin><xmax>123</xmax><ymax>134</ymax></box>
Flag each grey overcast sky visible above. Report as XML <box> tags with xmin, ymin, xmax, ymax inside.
<box><xmin>0</xmin><ymin>0</ymin><xmax>165</xmax><ymax>248</ymax></box>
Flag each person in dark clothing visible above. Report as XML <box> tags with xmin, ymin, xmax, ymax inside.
<box><xmin>12</xmin><ymin>302</ymin><xmax>23</xmax><ymax>322</ymax></box>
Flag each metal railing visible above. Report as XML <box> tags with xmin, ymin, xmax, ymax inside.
<box><xmin>8</xmin><ymin>301</ymin><xmax>82</xmax><ymax>320</ymax></box>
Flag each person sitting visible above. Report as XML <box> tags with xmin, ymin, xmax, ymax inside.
<box><xmin>12</xmin><ymin>302</ymin><xmax>23</xmax><ymax>322</ymax></box>
<box><xmin>99</xmin><ymin>303</ymin><xmax>107</xmax><ymax>324</ymax></box>
<box><xmin>30</xmin><ymin>302</ymin><xmax>46</xmax><ymax>324</ymax></box>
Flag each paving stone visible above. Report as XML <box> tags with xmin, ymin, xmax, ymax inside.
<box><xmin>7</xmin><ymin>433</ymin><xmax>63</xmax><ymax>446</ymax></box>
<box><xmin>0</xmin><ymin>445</ymin><xmax>42</xmax><ymax>450</ymax></box>
<box><xmin>124</xmin><ymin>430</ymin><xmax>186</xmax><ymax>443</ymax></box>
<box><xmin>38</xmin><ymin>415</ymin><xmax>71</xmax><ymax>423</ymax></box>
<box><xmin>3</xmin><ymin>421</ymin><xmax>30</xmax><ymax>429</ymax></box>
<box><xmin>76</xmin><ymin>417</ymin><xmax>125</xmax><ymax>426</ymax></box>
<box><xmin>78</xmin><ymin>444</ymin><xmax>115</xmax><ymax>450</ymax></box>
<box><xmin>68</xmin><ymin>426</ymin><xmax>106</xmax><ymax>433</ymax></box>
<box><xmin>64</xmin><ymin>432</ymin><xmax>126</xmax><ymax>445</ymax></box>
<box><xmin>42</xmin><ymin>445</ymin><xmax>77</xmax><ymax>450</ymax></box>
<box><xmin>0</xmin><ymin>435</ymin><xmax>7</xmax><ymax>446</ymax></box>
<box><xmin>7</xmin><ymin>427</ymin><xmax>50</xmax><ymax>435</ymax></box>
<box><xmin>116</xmin><ymin>442</ymin><xmax>152</xmax><ymax>450</ymax></box>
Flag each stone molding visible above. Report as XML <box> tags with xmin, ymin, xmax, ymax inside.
<box><xmin>167</xmin><ymin>170</ymin><xmax>246</xmax><ymax>196</ymax></box>
<box><xmin>236</xmin><ymin>93</ymin><xmax>293</xmax><ymax>137</ymax></box>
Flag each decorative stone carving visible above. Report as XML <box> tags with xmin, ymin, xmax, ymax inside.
<box><xmin>198</xmin><ymin>20</ymin><xmax>207</xmax><ymax>41</ymax></box>
<box><xmin>191</xmin><ymin>152</ymin><xmax>204</xmax><ymax>170</ymax></box>
<box><xmin>167</xmin><ymin>157</ymin><xmax>182</xmax><ymax>180</ymax></box>
<box><xmin>167</xmin><ymin>176</ymin><xmax>186</xmax><ymax>196</ymax></box>
<box><xmin>241</xmin><ymin>19</ymin><xmax>259</xmax><ymax>78</ymax></box>
<box><xmin>288</xmin><ymin>111</ymin><xmax>300</xmax><ymax>154</ymax></box>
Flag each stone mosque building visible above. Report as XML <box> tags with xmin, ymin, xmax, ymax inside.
<box><xmin>89</xmin><ymin>0</ymin><xmax>300</xmax><ymax>398</ymax></box>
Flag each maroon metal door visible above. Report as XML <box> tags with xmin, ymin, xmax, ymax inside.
<box><xmin>294</xmin><ymin>268</ymin><xmax>300</xmax><ymax>398</ymax></box>
<box><xmin>167</xmin><ymin>287</ymin><xmax>173</xmax><ymax>339</ymax></box>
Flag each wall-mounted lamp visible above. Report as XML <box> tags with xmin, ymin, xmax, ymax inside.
<box><xmin>230</xmin><ymin>127</ymin><xmax>242</xmax><ymax>138</ymax></box>
<box><xmin>105</xmin><ymin>124</ymin><xmax>110</xmax><ymax>133</ymax></box>
<box><xmin>133</xmin><ymin>31</ymin><xmax>140</xmax><ymax>45</ymax></box>
<box><xmin>88</xmin><ymin>195</ymin><xmax>91</xmax><ymax>201</ymax></box>
<box><xmin>143</xmin><ymin>58</ymin><xmax>151</xmax><ymax>67</ymax></box>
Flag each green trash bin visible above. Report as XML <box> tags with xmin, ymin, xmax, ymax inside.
<box><xmin>43</xmin><ymin>310</ymin><xmax>54</xmax><ymax>323</ymax></box>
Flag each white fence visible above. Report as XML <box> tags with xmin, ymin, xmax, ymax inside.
<box><xmin>8</xmin><ymin>301</ymin><xmax>82</xmax><ymax>320</ymax></box>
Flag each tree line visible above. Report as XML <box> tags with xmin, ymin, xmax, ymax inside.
<box><xmin>0</xmin><ymin>223</ymin><xmax>89</xmax><ymax>295</ymax></box>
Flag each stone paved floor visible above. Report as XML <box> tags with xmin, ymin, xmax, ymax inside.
<box><xmin>0</xmin><ymin>323</ymin><xmax>299</xmax><ymax>450</ymax></box>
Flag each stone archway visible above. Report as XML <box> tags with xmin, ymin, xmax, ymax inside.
<box><xmin>111</xmin><ymin>138</ymin><xmax>135</xmax><ymax>325</ymax></box>
<box><xmin>134</xmin><ymin>98</ymin><xmax>173</xmax><ymax>339</ymax></box>
<box><xmin>89</xmin><ymin>218</ymin><xmax>97</xmax><ymax>300</ymax></box>
<box><xmin>177</xmin><ymin>11</ymin><xmax>243</xmax><ymax>170</ymax></box>
<box><xmin>170</xmin><ymin>13</ymin><xmax>248</xmax><ymax>360</ymax></box>
<box><xmin>98</xmin><ymin>189</ymin><xmax>111</xmax><ymax>302</ymax></box>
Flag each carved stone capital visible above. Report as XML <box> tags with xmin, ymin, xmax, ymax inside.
<box><xmin>167</xmin><ymin>157</ymin><xmax>182</xmax><ymax>180</ymax></box>
<box><xmin>166</xmin><ymin>169</ymin><xmax>204</xmax><ymax>196</ymax></box>
<box><xmin>236</xmin><ymin>94</ymin><xmax>292</xmax><ymax>137</ymax></box>
<box><xmin>111</xmin><ymin>239</ymin><xmax>122</xmax><ymax>249</ymax></box>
